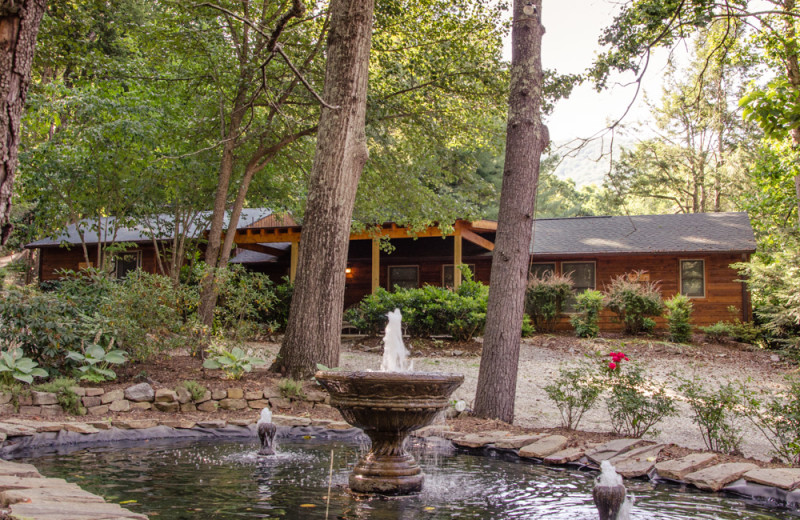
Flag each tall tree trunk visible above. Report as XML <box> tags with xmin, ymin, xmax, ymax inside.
<box><xmin>473</xmin><ymin>0</ymin><xmax>547</xmax><ymax>423</ymax></box>
<box><xmin>273</xmin><ymin>0</ymin><xmax>374</xmax><ymax>379</ymax></box>
<box><xmin>0</xmin><ymin>0</ymin><xmax>46</xmax><ymax>245</ymax></box>
<box><xmin>784</xmin><ymin>0</ymin><xmax>800</xmax><ymax>224</ymax></box>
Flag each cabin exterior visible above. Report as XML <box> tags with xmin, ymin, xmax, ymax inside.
<box><xmin>26</xmin><ymin>210</ymin><xmax>756</xmax><ymax>331</ymax></box>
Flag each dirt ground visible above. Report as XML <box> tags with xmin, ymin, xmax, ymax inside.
<box><xmin>104</xmin><ymin>331</ymin><xmax>795</xmax><ymax>464</ymax></box>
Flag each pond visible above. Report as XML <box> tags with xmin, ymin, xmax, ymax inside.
<box><xmin>16</xmin><ymin>436</ymin><xmax>799</xmax><ymax>519</ymax></box>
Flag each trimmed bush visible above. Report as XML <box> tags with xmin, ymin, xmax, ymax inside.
<box><xmin>525</xmin><ymin>272</ymin><xmax>573</xmax><ymax>332</ymax></box>
<box><xmin>570</xmin><ymin>290</ymin><xmax>603</xmax><ymax>338</ymax></box>
<box><xmin>606</xmin><ymin>363</ymin><xmax>676</xmax><ymax>437</ymax></box>
<box><xmin>665</xmin><ymin>293</ymin><xmax>693</xmax><ymax>343</ymax></box>
<box><xmin>604</xmin><ymin>272</ymin><xmax>664</xmax><ymax>334</ymax></box>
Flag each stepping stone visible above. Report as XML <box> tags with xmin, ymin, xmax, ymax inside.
<box><xmin>655</xmin><ymin>452</ymin><xmax>719</xmax><ymax>481</ymax></box>
<box><xmin>10</xmin><ymin>500</ymin><xmax>148</xmax><ymax>520</ymax></box>
<box><xmin>411</xmin><ymin>425</ymin><xmax>452</xmax><ymax>438</ymax></box>
<box><xmin>519</xmin><ymin>435</ymin><xmax>569</xmax><ymax>459</ymax></box>
<box><xmin>608</xmin><ymin>444</ymin><xmax>665</xmax><ymax>478</ymax></box>
<box><xmin>0</xmin><ymin>461</ymin><xmax>41</xmax><ymax>478</ymax></box>
<box><xmin>272</xmin><ymin>415</ymin><xmax>311</xmax><ymax>427</ymax></box>
<box><xmin>2</xmin><ymin>484</ymin><xmax>105</xmax><ymax>505</ymax></box>
<box><xmin>684</xmin><ymin>462</ymin><xmax>759</xmax><ymax>492</ymax></box>
<box><xmin>3</xmin><ymin>419</ymin><xmax>63</xmax><ymax>433</ymax></box>
<box><xmin>112</xmin><ymin>419</ymin><xmax>159</xmax><ymax>430</ymax></box>
<box><xmin>495</xmin><ymin>434</ymin><xmax>545</xmax><ymax>450</ymax></box>
<box><xmin>0</xmin><ymin>423</ymin><xmax>36</xmax><ymax>437</ymax></box>
<box><xmin>63</xmin><ymin>423</ymin><xmax>100</xmax><ymax>434</ymax></box>
<box><xmin>0</xmin><ymin>475</ymin><xmax>69</xmax><ymax>490</ymax></box>
<box><xmin>85</xmin><ymin>421</ymin><xmax>112</xmax><ymax>430</ymax></box>
<box><xmin>544</xmin><ymin>447</ymin><xmax>586</xmax><ymax>465</ymax></box>
<box><xmin>159</xmin><ymin>419</ymin><xmax>197</xmax><ymax>429</ymax></box>
<box><xmin>450</xmin><ymin>431</ymin><xmax>511</xmax><ymax>449</ymax></box>
<box><xmin>327</xmin><ymin>421</ymin><xmax>353</xmax><ymax>430</ymax></box>
<box><xmin>744</xmin><ymin>468</ymin><xmax>800</xmax><ymax>490</ymax></box>
<box><xmin>586</xmin><ymin>439</ymin><xmax>651</xmax><ymax>465</ymax></box>
<box><xmin>196</xmin><ymin>420</ymin><xmax>227</xmax><ymax>429</ymax></box>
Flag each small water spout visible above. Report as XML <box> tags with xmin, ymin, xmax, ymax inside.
<box><xmin>381</xmin><ymin>308</ymin><xmax>413</xmax><ymax>372</ymax></box>
<box><xmin>257</xmin><ymin>408</ymin><xmax>277</xmax><ymax>456</ymax></box>
<box><xmin>593</xmin><ymin>460</ymin><xmax>631</xmax><ymax>520</ymax></box>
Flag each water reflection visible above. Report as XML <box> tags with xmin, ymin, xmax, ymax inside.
<box><xmin>17</xmin><ymin>437</ymin><xmax>799</xmax><ymax>519</ymax></box>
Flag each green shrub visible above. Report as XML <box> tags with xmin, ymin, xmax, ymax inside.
<box><xmin>544</xmin><ymin>363</ymin><xmax>603</xmax><ymax>429</ymax></box>
<box><xmin>0</xmin><ymin>345</ymin><xmax>49</xmax><ymax>385</ymax></box>
<box><xmin>604</xmin><ymin>272</ymin><xmax>664</xmax><ymax>334</ymax></box>
<box><xmin>677</xmin><ymin>377</ymin><xmax>743</xmax><ymax>453</ymax></box>
<box><xmin>212</xmin><ymin>264</ymin><xmax>276</xmax><ymax>340</ymax></box>
<box><xmin>278</xmin><ymin>378</ymin><xmax>305</xmax><ymax>399</ymax></box>
<box><xmin>34</xmin><ymin>377</ymin><xmax>85</xmax><ymax>415</ymax></box>
<box><xmin>66</xmin><ymin>343</ymin><xmax>128</xmax><ymax>383</ymax></box>
<box><xmin>178</xmin><ymin>380</ymin><xmax>208</xmax><ymax>402</ymax></box>
<box><xmin>700</xmin><ymin>318</ymin><xmax>761</xmax><ymax>345</ymax></box>
<box><xmin>665</xmin><ymin>293</ymin><xmax>693</xmax><ymax>343</ymax></box>
<box><xmin>741</xmin><ymin>378</ymin><xmax>800</xmax><ymax>464</ymax></box>
<box><xmin>606</xmin><ymin>363</ymin><xmax>676</xmax><ymax>437</ymax></box>
<box><xmin>570</xmin><ymin>290</ymin><xmax>603</xmax><ymax>338</ymax></box>
<box><xmin>202</xmin><ymin>340</ymin><xmax>265</xmax><ymax>380</ymax></box>
<box><xmin>261</xmin><ymin>277</ymin><xmax>293</xmax><ymax>332</ymax></box>
<box><xmin>700</xmin><ymin>321</ymin><xmax>732</xmax><ymax>342</ymax></box>
<box><xmin>521</xmin><ymin>314</ymin><xmax>535</xmax><ymax>337</ymax></box>
<box><xmin>345</xmin><ymin>271</ymin><xmax>488</xmax><ymax>341</ymax></box>
<box><xmin>525</xmin><ymin>272</ymin><xmax>573</xmax><ymax>332</ymax></box>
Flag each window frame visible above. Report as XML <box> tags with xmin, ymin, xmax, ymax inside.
<box><xmin>679</xmin><ymin>258</ymin><xmax>706</xmax><ymax>298</ymax></box>
<box><xmin>442</xmin><ymin>264</ymin><xmax>476</xmax><ymax>287</ymax></box>
<box><xmin>561</xmin><ymin>261</ymin><xmax>597</xmax><ymax>313</ymax></box>
<box><xmin>529</xmin><ymin>262</ymin><xmax>557</xmax><ymax>280</ymax></box>
<box><xmin>113</xmin><ymin>251</ymin><xmax>142</xmax><ymax>279</ymax></box>
<box><xmin>387</xmin><ymin>265</ymin><xmax>419</xmax><ymax>291</ymax></box>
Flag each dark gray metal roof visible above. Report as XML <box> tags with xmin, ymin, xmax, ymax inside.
<box><xmin>530</xmin><ymin>212</ymin><xmax>756</xmax><ymax>256</ymax></box>
<box><xmin>26</xmin><ymin>209</ymin><xmax>273</xmax><ymax>248</ymax></box>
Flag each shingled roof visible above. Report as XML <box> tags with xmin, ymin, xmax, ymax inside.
<box><xmin>530</xmin><ymin>212</ymin><xmax>756</xmax><ymax>256</ymax></box>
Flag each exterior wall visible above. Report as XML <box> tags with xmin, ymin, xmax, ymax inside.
<box><xmin>38</xmin><ymin>243</ymin><xmax>161</xmax><ymax>281</ymax></box>
<box><xmin>540</xmin><ymin>253</ymin><xmax>751</xmax><ymax>331</ymax></box>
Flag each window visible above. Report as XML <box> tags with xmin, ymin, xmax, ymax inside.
<box><xmin>443</xmin><ymin>264</ymin><xmax>476</xmax><ymax>287</ymax></box>
<box><xmin>562</xmin><ymin>261</ymin><xmax>596</xmax><ymax>311</ymax></box>
<box><xmin>680</xmin><ymin>259</ymin><xmax>705</xmax><ymax>297</ymax></box>
<box><xmin>114</xmin><ymin>252</ymin><xmax>141</xmax><ymax>279</ymax></box>
<box><xmin>388</xmin><ymin>266</ymin><xmax>418</xmax><ymax>290</ymax></box>
<box><xmin>529</xmin><ymin>262</ymin><xmax>556</xmax><ymax>280</ymax></box>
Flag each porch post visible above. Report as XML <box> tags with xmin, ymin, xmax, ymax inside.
<box><xmin>453</xmin><ymin>222</ymin><xmax>463</xmax><ymax>289</ymax></box>
<box><xmin>371</xmin><ymin>238</ymin><xmax>380</xmax><ymax>293</ymax></box>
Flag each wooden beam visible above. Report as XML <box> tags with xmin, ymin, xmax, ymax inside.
<box><xmin>349</xmin><ymin>226</ymin><xmax>445</xmax><ymax>241</ymax></box>
<box><xmin>237</xmin><ymin>243</ymin><xmax>290</xmax><ymax>257</ymax></box>
<box><xmin>461</xmin><ymin>228</ymin><xmax>495</xmax><ymax>251</ymax></box>
<box><xmin>454</xmin><ymin>226</ymin><xmax>463</xmax><ymax>289</ymax></box>
<box><xmin>469</xmin><ymin>219</ymin><xmax>498</xmax><ymax>231</ymax></box>
<box><xmin>371</xmin><ymin>238</ymin><xmax>380</xmax><ymax>293</ymax></box>
<box><xmin>290</xmin><ymin>241</ymin><xmax>299</xmax><ymax>282</ymax></box>
<box><xmin>230</xmin><ymin>228</ymin><xmax>302</xmax><ymax>244</ymax></box>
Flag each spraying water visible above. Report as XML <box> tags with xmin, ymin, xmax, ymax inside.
<box><xmin>380</xmin><ymin>308</ymin><xmax>414</xmax><ymax>372</ymax></box>
<box><xmin>593</xmin><ymin>461</ymin><xmax>632</xmax><ymax>520</ymax></box>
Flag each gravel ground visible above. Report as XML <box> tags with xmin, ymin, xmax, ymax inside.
<box><xmin>326</xmin><ymin>335</ymin><xmax>793</xmax><ymax>462</ymax></box>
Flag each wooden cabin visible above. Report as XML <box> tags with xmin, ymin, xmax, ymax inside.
<box><xmin>26</xmin><ymin>210</ymin><xmax>756</xmax><ymax>331</ymax></box>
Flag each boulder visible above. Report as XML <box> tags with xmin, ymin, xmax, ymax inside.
<box><xmin>226</xmin><ymin>387</ymin><xmax>244</xmax><ymax>399</ymax></box>
<box><xmin>100</xmin><ymin>389</ymin><xmax>124</xmax><ymax>404</ymax></box>
<box><xmin>124</xmin><ymin>383</ymin><xmax>155</xmax><ymax>402</ymax></box>
<box><xmin>30</xmin><ymin>391</ymin><xmax>58</xmax><ymax>406</ymax></box>
<box><xmin>154</xmin><ymin>389</ymin><xmax>178</xmax><ymax>403</ymax></box>
<box><xmin>175</xmin><ymin>386</ymin><xmax>192</xmax><ymax>404</ymax></box>
<box><xmin>108</xmin><ymin>400</ymin><xmax>131</xmax><ymax>412</ymax></box>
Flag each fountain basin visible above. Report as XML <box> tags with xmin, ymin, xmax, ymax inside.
<box><xmin>315</xmin><ymin>370</ymin><xmax>464</xmax><ymax>495</ymax></box>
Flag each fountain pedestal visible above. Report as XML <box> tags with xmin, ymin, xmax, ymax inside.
<box><xmin>315</xmin><ymin>370</ymin><xmax>464</xmax><ymax>495</ymax></box>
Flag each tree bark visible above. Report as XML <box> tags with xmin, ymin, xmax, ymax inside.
<box><xmin>0</xmin><ymin>0</ymin><xmax>46</xmax><ymax>245</ymax></box>
<box><xmin>473</xmin><ymin>0</ymin><xmax>547</xmax><ymax>423</ymax></box>
<box><xmin>273</xmin><ymin>0</ymin><xmax>374</xmax><ymax>379</ymax></box>
<box><xmin>784</xmin><ymin>0</ymin><xmax>800</xmax><ymax>225</ymax></box>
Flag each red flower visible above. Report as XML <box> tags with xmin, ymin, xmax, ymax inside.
<box><xmin>608</xmin><ymin>361</ymin><xmax>617</xmax><ymax>370</ymax></box>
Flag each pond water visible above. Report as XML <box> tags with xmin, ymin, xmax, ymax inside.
<box><xmin>18</xmin><ymin>437</ymin><xmax>799</xmax><ymax>519</ymax></box>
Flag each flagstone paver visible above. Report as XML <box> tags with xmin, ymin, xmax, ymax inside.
<box><xmin>586</xmin><ymin>438</ymin><xmax>652</xmax><ymax>465</ymax></box>
<box><xmin>684</xmin><ymin>462</ymin><xmax>760</xmax><ymax>492</ymax></box>
<box><xmin>655</xmin><ymin>452</ymin><xmax>719</xmax><ymax>481</ymax></box>
<box><xmin>495</xmin><ymin>434</ymin><xmax>545</xmax><ymax>450</ymax></box>
<box><xmin>519</xmin><ymin>435</ymin><xmax>569</xmax><ymax>459</ymax></box>
<box><xmin>607</xmin><ymin>444</ymin><xmax>665</xmax><ymax>478</ymax></box>
<box><xmin>744</xmin><ymin>468</ymin><xmax>800</xmax><ymax>490</ymax></box>
<box><xmin>543</xmin><ymin>447</ymin><xmax>586</xmax><ymax>465</ymax></box>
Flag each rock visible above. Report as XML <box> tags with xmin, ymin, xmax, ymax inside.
<box><xmin>228</xmin><ymin>418</ymin><xmax>255</xmax><ymax>426</ymax></box>
<box><xmin>411</xmin><ymin>425</ymin><xmax>452</xmax><ymax>438</ymax></box>
<box><xmin>313</xmin><ymin>403</ymin><xmax>334</xmax><ymax>413</ymax></box>
<box><xmin>108</xmin><ymin>400</ymin><xmax>131</xmax><ymax>412</ymax></box>
<box><xmin>100</xmin><ymin>389</ymin><xmax>124</xmax><ymax>404</ymax></box>
<box><xmin>450</xmin><ymin>431</ymin><xmax>509</xmax><ymax>449</ymax></box>
<box><xmin>112</xmin><ymin>419</ymin><xmax>159</xmax><ymax>429</ymax></box>
<box><xmin>0</xmin><ymin>392</ymin><xmax>12</xmax><ymax>405</ymax></box>
<box><xmin>86</xmin><ymin>420</ymin><xmax>112</xmax><ymax>430</ymax></box>
<box><xmin>684</xmin><ymin>462</ymin><xmax>760</xmax><ymax>492</ymax></box>
<box><xmin>154</xmin><ymin>401</ymin><xmax>180</xmax><ymax>413</ymax></box>
<box><xmin>272</xmin><ymin>414</ymin><xmax>311</xmax><ymax>426</ymax></box>
<box><xmin>219</xmin><ymin>398</ymin><xmax>248</xmax><ymax>410</ymax></box>
<box><xmin>226</xmin><ymin>387</ymin><xmax>244</xmax><ymax>399</ymax></box>
<box><xmin>0</xmin><ymin>423</ymin><xmax>36</xmax><ymax>437</ymax></box>
<box><xmin>544</xmin><ymin>447</ymin><xmax>586</xmax><ymax>465</ymax></box>
<box><xmin>655</xmin><ymin>452</ymin><xmax>719</xmax><ymax>481</ymax></box>
<box><xmin>0</xmin><ymin>475</ymin><xmax>69</xmax><ymax>489</ymax></box>
<box><xmin>175</xmin><ymin>386</ymin><xmax>192</xmax><ymax>404</ymax></box>
<box><xmin>131</xmin><ymin>402</ymin><xmax>152</xmax><ymax>410</ymax></box>
<box><xmin>269</xmin><ymin>397</ymin><xmax>292</xmax><ymax>409</ymax></box>
<box><xmin>304</xmin><ymin>389</ymin><xmax>327</xmax><ymax>403</ymax></box>
<box><xmin>87</xmin><ymin>405</ymin><xmax>109</xmax><ymax>416</ymax></box>
<box><xmin>327</xmin><ymin>421</ymin><xmax>353</xmax><ymax>430</ymax></box>
<box><xmin>180</xmin><ymin>402</ymin><xmax>197</xmax><ymax>412</ymax></box>
<box><xmin>196</xmin><ymin>419</ymin><xmax>227</xmax><ymax>428</ymax></box>
<box><xmin>495</xmin><ymin>434</ymin><xmax>545</xmax><ymax>450</ymax></box>
<box><xmin>263</xmin><ymin>386</ymin><xmax>282</xmax><ymax>399</ymax></box>
<box><xmin>586</xmin><ymin>439</ymin><xmax>651</xmax><ymax>465</ymax></box>
<box><xmin>248</xmin><ymin>399</ymin><xmax>271</xmax><ymax>409</ymax></box>
<box><xmin>84</xmin><ymin>388</ymin><xmax>104</xmax><ymax>397</ymax></box>
<box><xmin>452</xmin><ymin>350</ymin><xmax>464</xmax><ymax>356</ymax></box>
<box><xmin>82</xmin><ymin>396</ymin><xmax>102</xmax><ymax>408</ymax></box>
<box><xmin>2</xmin><ymin>484</ymin><xmax>106</xmax><ymax>505</ymax></box>
<box><xmin>70</xmin><ymin>386</ymin><xmax>86</xmax><ymax>397</ymax></box>
<box><xmin>160</xmin><ymin>419</ymin><xmax>196</xmax><ymax>429</ymax></box>
<box><xmin>28</xmin><ymin>421</ymin><xmax>64</xmax><ymax>433</ymax></box>
<box><xmin>196</xmin><ymin>390</ymin><xmax>212</xmax><ymax>403</ymax></box>
<box><xmin>63</xmin><ymin>423</ymin><xmax>100</xmax><ymax>434</ymax></box>
<box><xmin>608</xmin><ymin>444</ymin><xmax>665</xmax><ymax>478</ymax></box>
<box><xmin>124</xmin><ymin>383</ymin><xmax>155</xmax><ymax>402</ymax></box>
<box><xmin>155</xmin><ymin>388</ymin><xmax>178</xmax><ymax>403</ymax></box>
<box><xmin>744</xmin><ymin>468</ymin><xmax>800</xmax><ymax>490</ymax></box>
<box><xmin>211</xmin><ymin>389</ymin><xmax>227</xmax><ymax>400</ymax></box>
<box><xmin>41</xmin><ymin>405</ymin><xmax>65</xmax><ymax>417</ymax></box>
<box><xmin>19</xmin><ymin>405</ymin><xmax>41</xmax><ymax>416</ymax></box>
<box><xmin>10</xmin><ymin>500</ymin><xmax>148</xmax><ymax>519</ymax></box>
<box><xmin>17</xmin><ymin>394</ymin><xmax>32</xmax><ymax>406</ymax></box>
<box><xmin>0</xmin><ymin>460</ymin><xmax>41</xmax><ymax>478</ymax></box>
<box><xmin>519</xmin><ymin>435</ymin><xmax>570</xmax><ymax>459</ymax></box>
<box><xmin>30</xmin><ymin>391</ymin><xmax>58</xmax><ymax>406</ymax></box>
<box><xmin>197</xmin><ymin>401</ymin><xmax>218</xmax><ymax>412</ymax></box>
<box><xmin>771</xmin><ymin>354</ymin><xmax>781</xmax><ymax>362</ymax></box>
<box><xmin>0</xmin><ymin>404</ymin><xmax>14</xmax><ymax>415</ymax></box>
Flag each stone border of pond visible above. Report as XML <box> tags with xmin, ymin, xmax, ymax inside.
<box><xmin>1</xmin><ymin>397</ymin><xmax>800</xmax><ymax>517</ymax></box>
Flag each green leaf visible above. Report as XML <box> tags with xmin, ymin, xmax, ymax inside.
<box><xmin>203</xmin><ymin>359</ymin><xmax>221</xmax><ymax>370</ymax></box>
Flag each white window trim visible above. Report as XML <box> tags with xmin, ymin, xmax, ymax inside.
<box><xmin>679</xmin><ymin>258</ymin><xmax>706</xmax><ymax>298</ymax></box>
<box><xmin>387</xmin><ymin>265</ymin><xmax>419</xmax><ymax>290</ymax></box>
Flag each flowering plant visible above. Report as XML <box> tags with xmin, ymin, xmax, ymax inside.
<box><xmin>607</xmin><ymin>351</ymin><xmax>629</xmax><ymax>371</ymax></box>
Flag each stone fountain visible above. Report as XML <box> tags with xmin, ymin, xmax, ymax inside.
<box><xmin>315</xmin><ymin>309</ymin><xmax>463</xmax><ymax>495</ymax></box>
